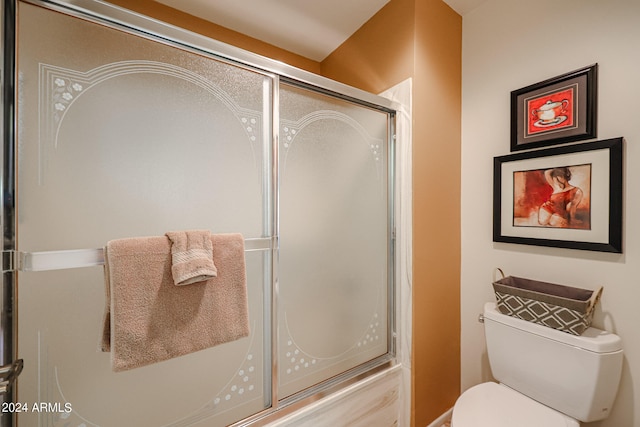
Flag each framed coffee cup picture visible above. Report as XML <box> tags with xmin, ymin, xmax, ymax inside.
<box><xmin>511</xmin><ymin>64</ymin><xmax>597</xmax><ymax>152</ymax></box>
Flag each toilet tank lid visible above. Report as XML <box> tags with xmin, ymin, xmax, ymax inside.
<box><xmin>484</xmin><ymin>302</ymin><xmax>623</xmax><ymax>353</ymax></box>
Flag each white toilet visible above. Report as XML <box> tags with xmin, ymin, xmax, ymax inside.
<box><xmin>452</xmin><ymin>302</ymin><xmax>624</xmax><ymax>426</ymax></box>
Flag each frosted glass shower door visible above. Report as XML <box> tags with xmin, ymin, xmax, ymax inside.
<box><xmin>278</xmin><ymin>84</ymin><xmax>391</xmax><ymax>398</ymax></box>
<box><xmin>16</xmin><ymin>3</ymin><xmax>272</xmax><ymax>426</ymax></box>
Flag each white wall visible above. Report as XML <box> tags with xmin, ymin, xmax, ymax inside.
<box><xmin>461</xmin><ymin>1</ymin><xmax>640</xmax><ymax>426</ymax></box>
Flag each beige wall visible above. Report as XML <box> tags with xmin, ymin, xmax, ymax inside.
<box><xmin>323</xmin><ymin>1</ymin><xmax>462</xmax><ymax>425</ymax></box>
<box><xmin>461</xmin><ymin>1</ymin><xmax>640</xmax><ymax>426</ymax></box>
<box><xmin>105</xmin><ymin>1</ymin><xmax>463</xmax><ymax>426</ymax></box>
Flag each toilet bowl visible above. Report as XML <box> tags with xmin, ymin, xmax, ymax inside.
<box><xmin>451</xmin><ymin>302</ymin><xmax>623</xmax><ymax>426</ymax></box>
<box><xmin>452</xmin><ymin>382</ymin><xmax>579</xmax><ymax>426</ymax></box>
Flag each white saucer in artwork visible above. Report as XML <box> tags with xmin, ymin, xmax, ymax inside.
<box><xmin>533</xmin><ymin>115</ymin><xmax>568</xmax><ymax>128</ymax></box>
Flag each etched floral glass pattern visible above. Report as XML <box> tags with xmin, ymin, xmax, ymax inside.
<box><xmin>14</xmin><ymin>2</ymin><xmax>393</xmax><ymax>425</ymax></box>
<box><xmin>277</xmin><ymin>84</ymin><xmax>390</xmax><ymax>398</ymax></box>
<box><xmin>16</xmin><ymin>3</ymin><xmax>270</xmax><ymax>426</ymax></box>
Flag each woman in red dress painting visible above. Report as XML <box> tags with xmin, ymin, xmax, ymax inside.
<box><xmin>538</xmin><ymin>167</ymin><xmax>583</xmax><ymax>227</ymax></box>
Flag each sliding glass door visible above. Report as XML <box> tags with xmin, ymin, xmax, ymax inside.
<box><xmin>16</xmin><ymin>3</ymin><xmax>271</xmax><ymax>425</ymax></box>
<box><xmin>278</xmin><ymin>83</ymin><xmax>391</xmax><ymax>399</ymax></box>
<box><xmin>4</xmin><ymin>1</ymin><xmax>396</xmax><ymax>426</ymax></box>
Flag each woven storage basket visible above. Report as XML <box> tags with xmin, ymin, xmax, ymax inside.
<box><xmin>492</xmin><ymin>269</ymin><xmax>602</xmax><ymax>335</ymax></box>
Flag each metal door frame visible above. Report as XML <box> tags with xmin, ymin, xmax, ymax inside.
<box><xmin>1</xmin><ymin>0</ymin><xmax>18</xmax><ymax>425</ymax></box>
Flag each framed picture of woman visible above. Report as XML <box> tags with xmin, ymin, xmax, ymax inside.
<box><xmin>493</xmin><ymin>137</ymin><xmax>622</xmax><ymax>252</ymax></box>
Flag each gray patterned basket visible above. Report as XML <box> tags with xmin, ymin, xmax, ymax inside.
<box><xmin>492</xmin><ymin>269</ymin><xmax>603</xmax><ymax>335</ymax></box>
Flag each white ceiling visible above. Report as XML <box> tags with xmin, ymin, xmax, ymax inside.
<box><xmin>443</xmin><ymin>0</ymin><xmax>488</xmax><ymax>16</ymax></box>
<box><xmin>155</xmin><ymin>0</ymin><xmax>485</xmax><ymax>61</ymax></box>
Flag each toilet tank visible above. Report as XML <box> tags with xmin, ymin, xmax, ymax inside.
<box><xmin>483</xmin><ymin>302</ymin><xmax>623</xmax><ymax>422</ymax></box>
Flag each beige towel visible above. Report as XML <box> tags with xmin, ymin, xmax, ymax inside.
<box><xmin>102</xmin><ymin>233</ymin><xmax>249</xmax><ymax>372</ymax></box>
<box><xmin>165</xmin><ymin>230</ymin><xmax>217</xmax><ymax>286</ymax></box>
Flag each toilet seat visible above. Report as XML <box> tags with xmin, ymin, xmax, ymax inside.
<box><xmin>451</xmin><ymin>382</ymin><xmax>580</xmax><ymax>427</ymax></box>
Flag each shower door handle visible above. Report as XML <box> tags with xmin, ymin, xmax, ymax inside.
<box><xmin>0</xmin><ymin>359</ymin><xmax>23</xmax><ymax>394</ymax></box>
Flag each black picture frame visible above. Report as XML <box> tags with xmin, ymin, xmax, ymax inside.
<box><xmin>493</xmin><ymin>137</ymin><xmax>622</xmax><ymax>253</ymax></box>
<box><xmin>511</xmin><ymin>64</ymin><xmax>597</xmax><ymax>152</ymax></box>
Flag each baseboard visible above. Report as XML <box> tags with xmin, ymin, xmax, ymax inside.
<box><xmin>426</xmin><ymin>408</ymin><xmax>453</xmax><ymax>427</ymax></box>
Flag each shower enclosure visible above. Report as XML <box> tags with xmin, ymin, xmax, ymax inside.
<box><xmin>0</xmin><ymin>1</ymin><xmax>398</xmax><ymax>426</ymax></box>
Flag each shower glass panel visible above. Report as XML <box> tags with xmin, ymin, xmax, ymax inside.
<box><xmin>8</xmin><ymin>1</ymin><xmax>396</xmax><ymax>426</ymax></box>
<box><xmin>278</xmin><ymin>83</ymin><xmax>391</xmax><ymax>399</ymax></box>
<box><xmin>16</xmin><ymin>3</ymin><xmax>271</xmax><ymax>426</ymax></box>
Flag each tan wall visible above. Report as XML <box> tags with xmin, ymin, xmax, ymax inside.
<box><xmin>109</xmin><ymin>0</ymin><xmax>321</xmax><ymax>73</ymax></box>
<box><xmin>412</xmin><ymin>2</ymin><xmax>461</xmax><ymax>424</ymax></box>
<box><xmin>103</xmin><ymin>1</ymin><xmax>462</xmax><ymax>425</ymax></box>
<box><xmin>323</xmin><ymin>1</ymin><xmax>461</xmax><ymax>426</ymax></box>
<box><xmin>320</xmin><ymin>0</ymin><xmax>415</xmax><ymax>94</ymax></box>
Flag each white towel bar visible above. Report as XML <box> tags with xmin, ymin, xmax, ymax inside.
<box><xmin>3</xmin><ymin>237</ymin><xmax>274</xmax><ymax>272</ymax></box>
